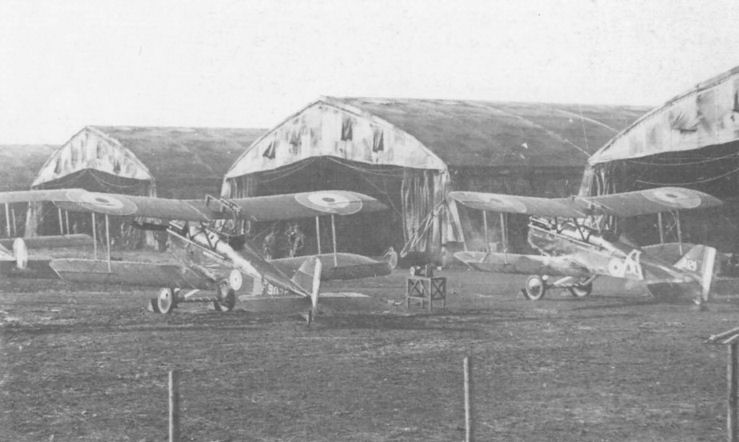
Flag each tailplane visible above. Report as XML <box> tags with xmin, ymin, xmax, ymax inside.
<box><xmin>673</xmin><ymin>244</ymin><xmax>718</xmax><ymax>302</ymax></box>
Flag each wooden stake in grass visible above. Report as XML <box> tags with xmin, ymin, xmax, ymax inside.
<box><xmin>729</xmin><ymin>342</ymin><xmax>738</xmax><ymax>442</ymax></box>
<box><xmin>169</xmin><ymin>370</ymin><xmax>180</xmax><ymax>442</ymax></box>
<box><xmin>464</xmin><ymin>356</ymin><xmax>473</xmax><ymax>442</ymax></box>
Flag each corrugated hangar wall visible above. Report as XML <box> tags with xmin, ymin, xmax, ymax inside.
<box><xmin>223</xmin><ymin>97</ymin><xmax>648</xmax><ymax>262</ymax></box>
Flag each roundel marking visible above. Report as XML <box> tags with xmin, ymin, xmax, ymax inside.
<box><xmin>642</xmin><ymin>187</ymin><xmax>701</xmax><ymax>209</ymax></box>
<box><xmin>295</xmin><ymin>191</ymin><xmax>363</xmax><ymax>215</ymax></box>
<box><xmin>229</xmin><ymin>269</ymin><xmax>244</xmax><ymax>291</ymax></box>
<box><xmin>65</xmin><ymin>190</ymin><xmax>138</xmax><ymax>216</ymax></box>
<box><xmin>608</xmin><ymin>258</ymin><xmax>625</xmax><ymax>277</ymax></box>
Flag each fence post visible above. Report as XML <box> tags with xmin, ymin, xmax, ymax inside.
<box><xmin>729</xmin><ymin>343</ymin><xmax>738</xmax><ymax>442</ymax></box>
<box><xmin>169</xmin><ymin>370</ymin><xmax>180</xmax><ymax>442</ymax></box>
<box><xmin>464</xmin><ymin>356</ymin><xmax>473</xmax><ymax>442</ymax></box>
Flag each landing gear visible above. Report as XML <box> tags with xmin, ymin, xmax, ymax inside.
<box><xmin>523</xmin><ymin>275</ymin><xmax>547</xmax><ymax>300</ymax></box>
<box><xmin>156</xmin><ymin>287</ymin><xmax>178</xmax><ymax>314</ymax></box>
<box><xmin>520</xmin><ymin>275</ymin><xmax>595</xmax><ymax>301</ymax></box>
<box><xmin>214</xmin><ymin>284</ymin><xmax>236</xmax><ymax>312</ymax></box>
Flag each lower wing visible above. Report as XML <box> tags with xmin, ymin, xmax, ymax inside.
<box><xmin>454</xmin><ymin>251</ymin><xmax>592</xmax><ymax>278</ymax></box>
<box><xmin>49</xmin><ymin>258</ymin><xmax>216</xmax><ymax>289</ymax></box>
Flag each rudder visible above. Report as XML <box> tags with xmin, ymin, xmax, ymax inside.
<box><xmin>291</xmin><ymin>256</ymin><xmax>322</xmax><ymax>311</ymax></box>
<box><xmin>674</xmin><ymin>245</ymin><xmax>717</xmax><ymax>302</ymax></box>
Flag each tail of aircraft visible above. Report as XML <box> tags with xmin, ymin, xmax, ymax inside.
<box><xmin>673</xmin><ymin>244</ymin><xmax>718</xmax><ymax>302</ymax></box>
<box><xmin>382</xmin><ymin>247</ymin><xmax>398</xmax><ymax>270</ymax></box>
<box><xmin>291</xmin><ymin>256</ymin><xmax>323</xmax><ymax>313</ymax></box>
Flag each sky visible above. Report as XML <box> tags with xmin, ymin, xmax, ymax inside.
<box><xmin>1</xmin><ymin>0</ymin><xmax>738</xmax><ymax>144</ymax></box>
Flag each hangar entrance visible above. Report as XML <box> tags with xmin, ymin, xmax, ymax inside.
<box><xmin>588</xmin><ymin>140</ymin><xmax>739</xmax><ymax>252</ymax></box>
<box><xmin>227</xmin><ymin>157</ymin><xmax>439</xmax><ymax>258</ymax></box>
<box><xmin>28</xmin><ymin>169</ymin><xmax>152</xmax><ymax>248</ymax></box>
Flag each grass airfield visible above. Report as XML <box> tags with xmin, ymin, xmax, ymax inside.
<box><xmin>1</xmin><ymin>268</ymin><xmax>736</xmax><ymax>441</ymax></box>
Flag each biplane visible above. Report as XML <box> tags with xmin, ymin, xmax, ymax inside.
<box><xmin>0</xmin><ymin>189</ymin><xmax>395</xmax><ymax>323</ymax></box>
<box><xmin>450</xmin><ymin>187</ymin><xmax>723</xmax><ymax>303</ymax></box>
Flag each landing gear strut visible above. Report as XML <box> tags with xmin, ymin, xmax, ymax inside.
<box><xmin>521</xmin><ymin>275</ymin><xmax>595</xmax><ymax>301</ymax></box>
<box><xmin>214</xmin><ymin>284</ymin><xmax>236</xmax><ymax>312</ymax></box>
<box><xmin>568</xmin><ymin>281</ymin><xmax>593</xmax><ymax>298</ymax></box>
<box><xmin>149</xmin><ymin>281</ymin><xmax>238</xmax><ymax>314</ymax></box>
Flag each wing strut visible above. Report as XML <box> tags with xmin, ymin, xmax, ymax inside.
<box><xmin>4</xmin><ymin>203</ymin><xmax>10</xmax><ymax>237</ymax></box>
<box><xmin>315</xmin><ymin>216</ymin><xmax>322</xmax><ymax>254</ymax></box>
<box><xmin>500</xmin><ymin>213</ymin><xmax>508</xmax><ymax>252</ymax></box>
<box><xmin>674</xmin><ymin>210</ymin><xmax>683</xmax><ymax>255</ymax></box>
<box><xmin>11</xmin><ymin>207</ymin><xmax>16</xmax><ymax>236</ymax></box>
<box><xmin>330</xmin><ymin>214</ymin><xmax>338</xmax><ymax>267</ymax></box>
<box><xmin>57</xmin><ymin>208</ymin><xmax>64</xmax><ymax>235</ymax></box>
<box><xmin>500</xmin><ymin>212</ymin><xmax>509</xmax><ymax>264</ymax></box>
<box><xmin>105</xmin><ymin>214</ymin><xmax>111</xmax><ymax>272</ymax></box>
<box><xmin>482</xmin><ymin>210</ymin><xmax>489</xmax><ymax>249</ymax></box>
<box><xmin>91</xmin><ymin>212</ymin><xmax>97</xmax><ymax>259</ymax></box>
<box><xmin>657</xmin><ymin>212</ymin><xmax>664</xmax><ymax>244</ymax></box>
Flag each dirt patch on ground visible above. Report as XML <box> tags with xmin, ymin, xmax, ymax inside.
<box><xmin>0</xmin><ymin>269</ymin><xmax>736</xmax><ymax>441</ymax></box>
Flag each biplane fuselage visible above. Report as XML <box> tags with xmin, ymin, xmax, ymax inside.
<box><xmin>0</xmin><ymin>188</ymin><xmax>393</xmax><ymax>322</ymax></box>
<box><xmin>456</xmin><ymin>220</ymin><xmax>691</xmax><ymax>283</ymax></box>
<box><xmin>450</xmin><ymin>186</ymin><xmax>722</xmax><ymax>302</ymax></box>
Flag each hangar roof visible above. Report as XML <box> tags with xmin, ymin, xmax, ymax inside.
<box><xmin>589</xmin><ymin>65</ymin><xmax>739</xmax><ymax>165</ymax></box>
<box><xmin>225</xmin><ymin>97</ymin><xmax>648</xmax><ymax>180</ymax></box>
<box><xmin>33</xmin><ymin>126</ymin><xmax>264</xmax><ymax>188</ymax></box>
<box><xmin>325</xmin><ymin>97</ymin><xmax>648</xmax><ymax>168</ymax></box>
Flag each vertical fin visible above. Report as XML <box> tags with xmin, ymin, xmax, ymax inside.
<box><xmin>699</xmin><ymin>246</ymin><xmax>717</xmax><ymax>302</ymax></box>
<box><xmin>674</xmin><ymin>245</ymin><xmax>718</xmax><ymax>302</ymax></box>
<box><xmin>291</xmin><ymin>256</ymin><xmax>322</xmax><ymax>310</ymax></box>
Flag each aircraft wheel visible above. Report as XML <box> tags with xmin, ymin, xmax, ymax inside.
<box><xmin>523</xmin><ymin>275</ymin><xmax>546</xmax><ymax>301</ymax></box>
<box><xmin>568</xmin><ymin>281</ymin><xmax>593</xmax><ymax>298</ymax></box>
<box><xmin>214</xmin><ymin>286</ymin><xmax>236</xmax><ymax>312</ymax></box>
<box><xmin>156</xmin><ymin>287</ymin><xmax>177</xmax><ymax>314</ymax></box>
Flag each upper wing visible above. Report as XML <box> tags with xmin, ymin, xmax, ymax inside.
<box><xmin>0</xmin><ymin>188</ymin><xmax>84</xmax><ymax>204</ymax></box>
<box><xmin>449</xmin><ymin>191</ymin><xmax>583</xmax><ymax>217</ymax></box>
<box><xmin>576</xmin><ymin>187</ymin><xmax>722</xmax><ymax>217</ymax></box>
<box><xmin>226</xmin><ymin>190</ymin><xmax>387</xmax><ymax>221</ymax></box>
<box><xmin>1</xmin><ymin>189</ymin><xmax>386</xmax><ymax>222</ymax></box>
<box><xmin>450</xmin><ymin>187</ymin><xmax>721</xmax><ymax>218</ymax></box>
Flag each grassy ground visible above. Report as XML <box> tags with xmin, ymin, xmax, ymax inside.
<box><xmin>1</xmin><ymin>268</ymin><xmax>737</xmax><ymax>441</ymax></box>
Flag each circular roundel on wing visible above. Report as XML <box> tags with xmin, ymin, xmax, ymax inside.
<box><xmin>480</xmin><ymin>194</ymin><xmax>528</xmax><ymax>214</ymax></box>
<box><xmin>295</xmin><ymin>191</ymin><xmax>363</xmax><ymax>215</ymax></box>
<box><xmin>65</xmin><ymin>189</ymin><xmax>138</xmax><ymax>216</ymax></box>
<box><xmin>642</xmin><ymin>187</ymin><xmax>702</xmax><ymax>210</ymax></box>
